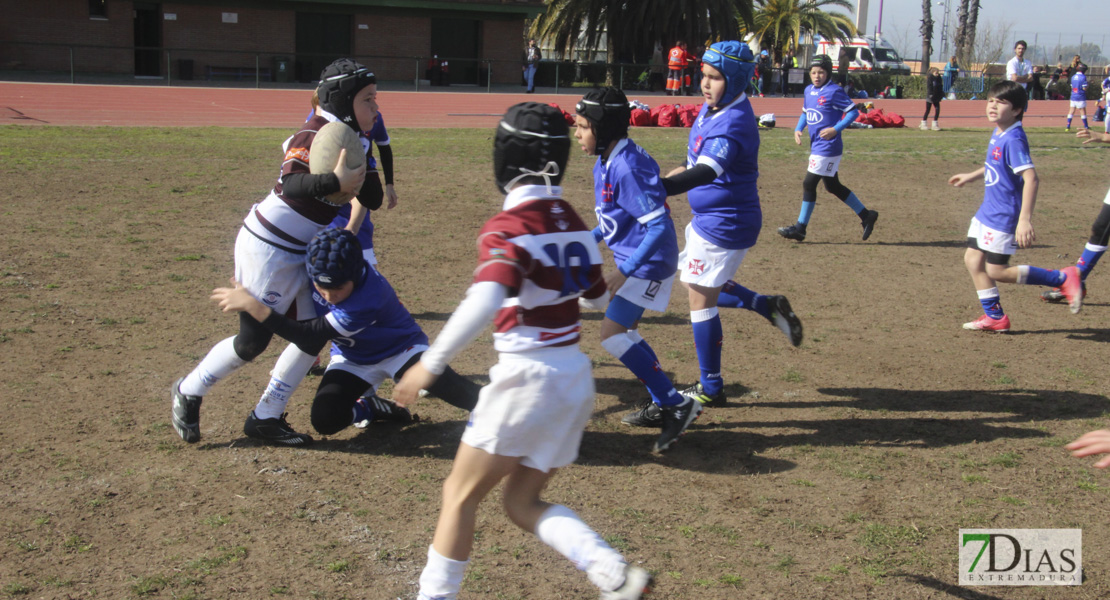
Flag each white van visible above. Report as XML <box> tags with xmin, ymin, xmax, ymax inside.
<box><xmin>814</xmin><ymin>35</ymin><xmax>910</xmax><ymax>75</ymax></box>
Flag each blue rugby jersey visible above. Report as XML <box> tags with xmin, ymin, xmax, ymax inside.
<box><xmin>328</xmin><ymin>113</ymin><xmax>390</xmax><ymax>252</ymax></box>
<box><xmin>802</xmin><ymin>81</ymin><xmax>855</xmax><ymax>157</ymax></box>
<box><xmin>593</xmin><ymin>139</ymin><xmax>679</xmax><ymax>281</ymax></box>
<box><xmin>974</xmin><ymin>122</ymin><xmax>1034</xmax><ymax>234</ymax></box>
<box><xmin>1071</xmin><ymin>73</ymin><xmax>1088</xmax><ymax>102</ymax></box>
<box><xmin>316</xmin><ymin>268</ymin><xmax>428</xmax><ymax>365</ymax></box>
<box><xmin>685</xmin><ymin>94</ymin><xmax>762</xmax><ymax>250</ymax></box>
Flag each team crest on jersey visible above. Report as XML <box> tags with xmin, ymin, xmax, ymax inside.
<box><xmin>261</xmin><ymin>290</ymin><xmax>283</xmax><ymax>306</ymax></box>
<box><xmin>984</xmin><ymin>164</ymin><xmax>1000</xmax><ymax>187</ymax></box>
<box><xmin>991</xmin><ymin>146</ymin><xmax>1002</xmax><ymax>161</ymax></box>
<box><xmin>284</xmin><ymin>147</ymin><xmax>310</xmax><ymax>163</ymax></box>
<box><xmin>982</xmin><ymin>230</ymin><xmax>995</xmax><ymax>245</ymax></box>
<box><xmin>601</xmin><ymin>182</ymin><xmax>615</xmax><ymax>203</ymax></box>
<box><xmin>817</xmin><ymin>95</ymin><xmax>828</xmax><ymax>106</ymax></box>
<box><xmin>687</xmin><ymin>259</ymin><xmax>705</xmax><ymax>275</ymax></box>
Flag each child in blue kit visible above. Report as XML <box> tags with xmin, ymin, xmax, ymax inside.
<box><xmin>209</xmin><ymin>229</ymin><xmax>479</xmax><ymax>437</ymax></box>
<box><xmin>778</xmin><ymin>55</ymin><xmax>878</xmax><ymax>243</ymax></box>
<box><xmin>329</xmin><ymin>109</ymin><xmax>399</xmax><ymax>270</ymax></box>
<box><xmin>1065</xmin><ymin>63</ymin><xmax>1090</xmax><ymax>132</ymax></box>
<box><xmin>659</xmin><ymin>41</ymin><xmax>804</xmax><ymax>407</ymax></box>
<box><xmin>571</xmin><ymin>87</ymin><xmax>697</xmax><ymax>453</ymax></box>
<box><xmin>948</xmin><ymin>80</ymin><xmax>1083</xmax><ymax>332</ymax></box>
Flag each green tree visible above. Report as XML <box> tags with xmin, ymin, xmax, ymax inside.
<box><xmin>530</xmin><ymin>0</ymin><xmax>755</xmax><ymax>65</ymax></box>
<box><xmin>746</xmin><ymin>0</ymin><xmax>856</xmax><ymax>63</ymax></box>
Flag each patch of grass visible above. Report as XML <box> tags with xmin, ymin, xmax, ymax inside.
<box><xmin>993</xmin><ymin>375</ymin><xmax>1016</xmax><ymax>385</ymax></box>
<box><xmin>130</xmin><ymin>575</ymin><xmax>170</xmax><ymax>596</ymax></box>
<box><xmin>843</xmin><ymin>512</ymin><xmax>865</xmax><ymax>523</ymax></box>
<box><xmin>13</xmin><ymin>540</ymin><xmax>39</xmax><ymax>552</ymax></box>
<box><xmin>791</xmin><ymin>479</ymin><xmax>816</xmax><ymax>487</ymax></box>
<box><xmin>202</xmin><ymin>514</ymin><xmax>230</xmax><ymax>527</ymax></box>
<box><xmin>174</xmin><ymin>254</ymin><xmax>206</xmax><ymax>261</ymax></box>
<box><xmin>32</xmin><ymin>516</ymin><xmax>49</xmax><ymax>526</ymax></box>
<box><xmin>783</xmin><ymin>368</ymin><xmax>804</xmax><ymax>383</ymax></box>
<box><xmin>859</xmin><ymin>523</ymin><xmax>927</xmax><ymax>550</ymax></box>
<box><xmin>719</xmin><ymin>573</ymin><xmax>745</xmax><ymax>586</ymax></box>
<box><xmin>326</xmin><ymin>559</ymin><xmax>351</xmax><ymax>573</ymax></box>
<box><xmin>187</xmin><ymin>546</ymin><xmax>248</xmax><ymax>574</ymax></box>
<box><xmin>63</xmin><ymin>535</ymin><xmax>92</xmax><ymax>552</ymax></box>
<box><xmin>773</xmin><ymin>554</ymin><xmax>798</xmax><ymax>573</ymax></box>
<box><xmin>999</xmin><ymin>496</ymin><xmax>1027</xmax><ymax>506</ymax></box>
<box><xmin>962</xmin><ymin>474</ymin><xmax>989</xmax><ymax>484</ymax></box>
<box><xmin>602</xmin><ymin>534</ymin><xmax>630</xmax><ymax>552</ymax></box>
<box><xmin>2</xmin><ymin>582</ymin><xmax>31</xmax><ymax>595</ymax></box>
<box><xmin>989</xmin><ymin>451</ymin><xmax>1022</xmax><ymax>468</ymax></box>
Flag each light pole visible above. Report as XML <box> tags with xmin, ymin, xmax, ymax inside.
<box><xmin>936</xmin><ymin>0</ymin><xmax>951</xmax><ymax>62</ymax></box>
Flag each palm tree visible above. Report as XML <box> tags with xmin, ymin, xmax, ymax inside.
<box><xmin>747</xmin><ymin>0</ymin><xmax>856</xmax><ymax>63</ymax></box>
<box><xmin>530</xmin><ymin>0</ymin><xmax>754</xmax><ymax>66</ymax></box>
<box><xmin>953</xmin><ymin>0</ymin><xmax>969</xmax><ymax>59</ymax></box>
<box><xmin>919</xmin><ymin>0</ymin><xmax>934</xmax><ymax>75</ymax></box>
<box><xmin>964</xmin><ymin>0</ymin><xmax>981</xmax><ymax>63</ymax></box>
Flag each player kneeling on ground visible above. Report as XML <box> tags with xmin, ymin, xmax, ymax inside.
<box><xmin>210</xmin><ymin>228</ymin><xmax>479</xmax><ymax>436</ymax></box>
<box><xmin>573</xmin><ymin>86</ymin><xmax>699</xmax><ymax>453</ymax></box>
<box><xmin>392</xmin><ymin>102</ymin><xmax>652</xmax><ymax>600</ymax></box>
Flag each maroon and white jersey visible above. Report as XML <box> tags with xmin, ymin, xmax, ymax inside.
<box><xmin>243</xmin><ymin>109</ymin><xmax>370</xmax><ymax>253</ymax></box>
<box><xmin>475</xmin><ymin>185</ymin><xmax>606</xmax><ymax>353</ymax></box>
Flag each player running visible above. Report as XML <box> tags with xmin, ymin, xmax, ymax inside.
<box><xmin>209</xmin><ymin>228</ymin><xmax>479</xmax><ymax>436</ymax></box>
<box><xmin>658</xmin><ymin>41</ymin><xmax>803</xmax><ymax>408</ymax></box>
<box><xmin>777</xmin><ymin>55</ymin><xmax>879</xmax><ymax>243</ymax></box>
<box><xmin>393</xmin><ymin>102</ymin><xmax>652</xmax><ymax>600</ymax></box>
<box><xmin>171</xmin><ymin>58</ymin><xmax>381</xmax><ymax>446</ymax></box>
<box><xmin>572</xmin><ymin>86</ymin><xmax>698</xmax><ymax>453</ymax></box>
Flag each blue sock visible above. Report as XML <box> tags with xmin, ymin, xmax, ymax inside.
<box><xmin>352</xmin><ymin>398</ymin><xmax>373</xmax><ymax>423</ymax></box>
<box><xmin>1078</xmin><ymin>245</ymin><xmax>1106</xmax><ymax>279</ymax></box>
<box><xmin>843</xmin><ymin>192</ymin><xmax>866</xmax><ymax>215</ymax></box>
<box><xmin>1067</xmin><ymin>116</ymin><xmax>1073</xmax><ymax>128</ymax></box>
<box><xmin>637</xmin><ymin>339</ymin><xmax>659</xmax><ymax>362</ymax></box>
<box><xmin>1082</xmin><ymin>117</ymin><xmax>1089</xmax><ymax>129</ymax></box>
<box><xmin>978</xmin><ymin>288</ymin><xmax>1005</xmax><ymax>319</ymax></box>
<box><xmin>1024</xmin><ymin>266</ymin><xmax>1066</xmax><ymax>287</ymax></box>
<box><xmin>797</xmin><ymin>201</ymin><xmax>816</xmax><ymax>225</ymax></box>
<box><xmin>717</xmin><ymin>280</ymin><xmax>770</xmax><ymax>318</ymax></box>
<box><xmin>691</xmin><ymin>309</ymin><xmax>723</xmax><ymax>395</ymax></box>
<box><xmin>622</xmin><ymin>344</ymin><xmax>680</xmax><ymax>407</ymax></box>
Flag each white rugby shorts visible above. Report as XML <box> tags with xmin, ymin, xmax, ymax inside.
<box><xmin>678</xmin><ymin>222</ymin><xmax>748</xmax><ymax>288</ymax></box>
<box><xmin>807</xmin><ymin>154</ymin><xmax>843</xmax><ymax>176</ymax></box>
<box><xmin>461</xmin><ymin>346</ymin><xmax>595</xmax><ymax>473</ymax></box>
<box><xmin>967</xmin><ymin>216</ymin><xmax>1017</xmax><ymax>255</ymax></box>
<box><xmin>1069</xmin><ymin>100</ymin><xmax>1087</xmax><ymax>109</ymax></box>
<box><xmin>234</xmin><ymin>227</ymin><xmax>317</xmax><ymax>319</ymax></box>
<box><xmin>325</xmin><ymin>344</ymin><xmax>427</xmax><ymax>390</ymax></box>
<box><xmin>616</xmin><ymin>274</ymin><xmax>675</xmax><ymax>313</ymax></box>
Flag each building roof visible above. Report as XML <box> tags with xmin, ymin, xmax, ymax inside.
<box><xmin>279</xmin><ymin>0</ymin><xmax>545</xmax><ymax>17</ymax></box>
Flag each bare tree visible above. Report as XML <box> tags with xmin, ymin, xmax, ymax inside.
<box><xmin>919</xmin><ymin>0</ymin><xmax>934</xmax><ymax>75</ymax></box>
<box><xmin>961</xmin><ymin>18</ymin><xmax>1013</xmax><ymax>72</ymax></box>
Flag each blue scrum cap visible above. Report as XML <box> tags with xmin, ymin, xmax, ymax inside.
<box><xmin>702</xmin><ymin>41</ymin><xmax>756</xmax><ymax>106</ymax></box>
<box><xmin>305</xmin><ymin>228</ymin><xmax>365</xmax><ymax>289</ymax></box>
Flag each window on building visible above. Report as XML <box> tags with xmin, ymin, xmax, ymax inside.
<box><xmin>89</xmin><ymin>0</ymin><xmax>107</xmax><ymax>19</ymax></box>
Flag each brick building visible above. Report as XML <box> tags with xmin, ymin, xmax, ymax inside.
<box><xmin>0</xmin><ymin>0</ymin><xmax>544</xmax><ymax>85</ymax></box>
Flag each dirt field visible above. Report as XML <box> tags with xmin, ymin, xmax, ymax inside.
<box><xmin>1</xmin><ymin>122</ymin><xmax>1108</xmax><ymax>600</ymax></box>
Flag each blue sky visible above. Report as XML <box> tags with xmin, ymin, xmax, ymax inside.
<box><xmin>831</xmin><ymin>0</ymin><xmax>1109</xmax><ymax>63</ymax></box>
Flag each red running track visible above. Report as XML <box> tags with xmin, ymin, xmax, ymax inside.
<box><xmin>0</xmin><ymin>82</ymin><xmax>1072</xmax><ymax>129</ymax></box>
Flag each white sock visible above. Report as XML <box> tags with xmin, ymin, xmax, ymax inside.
<box><xmin>1015</xmin><ymin>265</ymin><xmax>1030</xmax><ymax>285</ymax></box>
<box><xmin>253</xmin><ymin>344</ymin><xmax>317</xmax><ymax>420</ymax></box>
<box><xmin>534</xmin><ymin>504</ymin><xmax>627</xmax><ymax>592</ymax></box>
<box><xmin>417</xmin><ymin>545</ymin><xmax>468</xmax><ymax>600</ymax></box>
<box><xmin>180</xmin><ymin>336</ymin><xmax>245</xmax><ymax>397</ymax></box>
<box><xmin>977</xmin><ymin>287</ymin><xmax>1000</xmax><ymax>301</ymax></box>
<box><xmin>690</xmin><ymin>307</ymin><xmax>719</xmax><ymax>323</ymax></box>
<box><xmin>600</xmin><ymin>332</ymin><xmax>635</xmax><ymax>359</ymax></box>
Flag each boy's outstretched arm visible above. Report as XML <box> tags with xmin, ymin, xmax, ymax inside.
<box><xmin>211</xmin><ymin>279</ymin><xmax>335</xmax><ymax>355</ymax></box>
<box><xmin>948</xmin><ymin>166</ymin><xmax>985</xmax><ymax>187</ymax></box>
<box><xmin>1078</xmin><ymin>129</ymin><xmax>1110</xmax><ymax>144</ymax></box>
<box><xmin>1067</xmin><ymin>430</ymin><xmax>1110</xmax><ymax>468</ymax></box>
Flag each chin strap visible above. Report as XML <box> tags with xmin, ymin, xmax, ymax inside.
<box><xmin>504</xmin><ymin>161</ymin><xmax>561</xmax><ymax>196</ymax></box>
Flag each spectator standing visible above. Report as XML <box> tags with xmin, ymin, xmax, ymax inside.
<box><xmin>757</xmin><ymin>49</ymin><xmax>771</xmax><ymax>97</ymax></box>
<box><xmin>943</xmin><ymin>56</ymin><xmax>959</xmax><ymax>96</ymax></box>
<box><xmin>781</xmin><ymin>49</ymin><xmax>796</xmax><ymax>96</ymax></box>
<box><xmin>1005</xmin><ymin>40</ymin><xmax>1033</xmax><ymax>91</ymax></box>
<box><xmin>921</xmin><ymin>67</ymin><xmax>945</xmax><ymax>130</ymax></box>
<box><xmin>523</xmin><ymin>39</ymin><xmax>541</xmax><ymax>94</ymax></box>
<box><xmin>667</xmin><ymin>40</ymin><xmax>689</xmax><ymax>96</ymax></box>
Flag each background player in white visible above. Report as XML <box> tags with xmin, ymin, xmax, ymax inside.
<box><xmin>659</xmin><ymin>41</ymin><xmax>804</xmax><ymax>408</ymax></box>
<box><xmin>572</xmin><ymin>86</ymin><xmax>700</xmax><ymax>453</ymax></box>
<box><xmin>209</xmin><ymin>228</ymin><xmax>479</xmax><ymax>436</ymax></box>
<box><xmin>777</xmin><ymin>55</ymin><xmax>878</xmax><ymax>242</ymax></box>
<box><xmin>171</xmin><ymin>59</ymin><xmax>380</xmax><ymax>446</ymax></box>
<box><xmin>393</xmin><ymin>103</ymin><xmax>652</xmax><ymax>600</ymax></box>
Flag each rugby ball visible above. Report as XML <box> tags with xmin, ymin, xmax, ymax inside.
<box><xmin>309</xmin><ymin>121</ymin><xmax>365</xmax><ymax>206</ymax></box>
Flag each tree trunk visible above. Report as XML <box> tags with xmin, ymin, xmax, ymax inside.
<box><xmin>919</xmin><ymin>0</ymin><xmax>933</xmax><ymax>75</ymax></box>
<box><xmin>954</xmin><ymin>0</ymin><xmax>970</xmax><ymax>60</ymax></box>
<box><xmin>965</xmin><ymin>0</ymin><xmax>981</xmax><ymax>61</ymax></box>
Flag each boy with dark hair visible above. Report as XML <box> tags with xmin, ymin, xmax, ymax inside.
<box><xmin>948</xmin><ymin>80</ymin><xmax>1083</xmax><ymax>332</ymax></box>
<box><xmin>573</xmin><ymin>86</ymin><xmax>697</xmax><ymax>453</ymax></box>
<box><xmin>1065</xmin><ymin>63</ymin><xmax>1090</xmax><ymax>132</ymax></box>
